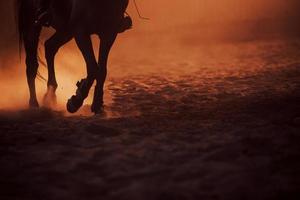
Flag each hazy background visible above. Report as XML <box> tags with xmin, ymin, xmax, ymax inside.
<box><xmin>1</xmin><ymin>0</ymin><xmax>300</xmax><ymax>57</ymax></box>
<box><xmin>0</xmin><ymin>0</ymin><xmax>300</xmax><ymax>109</ymax></box>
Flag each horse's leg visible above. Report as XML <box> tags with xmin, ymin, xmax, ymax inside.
<box><xmin>91</xmin><ymin>34</ymin><xmax>117</xmax><ymax>114</ymax></box>
<box><xmin>66</xmin><ymin>33</ymin><xmax>98</xmax><ymax>113</ymax></box>
<box><xmin>23</xmin><ymin>26</ymin><xmax>42</xmax><ymax>108</ymax></box>
<box><xmin>43</xmin><ymin>32</ymin><xmax>72</xmax><ymax>107</ymax></box>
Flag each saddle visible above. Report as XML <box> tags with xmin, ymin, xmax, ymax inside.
<box><xmin>35</xmin><ymin>5</ymin><xmax>132</xmax><ymax>33</ymax></box>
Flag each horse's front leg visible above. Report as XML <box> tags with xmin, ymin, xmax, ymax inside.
<box><xmin>43</xmin><ymin>32</ymin><xmax>72</xmax><ymax>108</ymax></box>
<box><xmin>91</xmin><ymin>34</ymin><xmax>117</xmax><ymax>114</ymax></box>
<box><xmin>67</xmin><ymin>33</ymin><xmax>98</xmax><ymax>113</ymax></box>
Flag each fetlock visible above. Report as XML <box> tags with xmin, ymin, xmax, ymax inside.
<box><xmin>91</xmin><ymin>91</ymin><xmax>104</xmax><ymax>113</ymax></box>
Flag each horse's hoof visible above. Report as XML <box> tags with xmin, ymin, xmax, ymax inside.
<box><xmin>43</xmin><ymin>93</ymin><xmax>57</xmax><ymax>108</ymax></box>
<box><xmin>66</xmin><ymin>95</ymin><xmax>83</xmax><ymax>113</ymax></box>
<box><xmin>29</xmin><ymin>99</ymin><xmax>39</xmax><ymax>108</ymax></box>
<box><xmin>91</xmin><ymin>103</ymin><xmax>104</xmax><ymax>114</ymax></box>
<box><xmin>43</xmin><ymin>87</ymin><xmax>57</xmax><ymax>108</ymax></box>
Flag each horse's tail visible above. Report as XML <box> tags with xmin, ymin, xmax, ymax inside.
<box><xmin>14</xmin><ymin>0</ymin><xmax>24</xmax><ymax>59</ymax></box>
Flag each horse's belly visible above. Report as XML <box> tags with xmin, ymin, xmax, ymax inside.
<box><xmin>52</xmin><ymin>0</ymin><xmax>128</xmax><ymax>33</ymax></box>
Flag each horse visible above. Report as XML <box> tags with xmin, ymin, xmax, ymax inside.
<box><xmin>16</xmin><ymin>0</ymin><xmax>131</xmax><ymax>114</ymax></box>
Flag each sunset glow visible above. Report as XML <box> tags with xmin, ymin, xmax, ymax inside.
<box><xmin>0</xmin><ymin>0</ymin><xmax>299</xmax><ymax>111</ymax></box>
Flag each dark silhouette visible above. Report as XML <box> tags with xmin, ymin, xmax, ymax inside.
<box><xmin>16</xmin><ymin>0</ymin><xmax>132</xmax><ymax>114</ymax></box>
<box><xmin>35</xmin><ymin>0</ymin><xmax>52</xmax><ymax>26</ymax></box>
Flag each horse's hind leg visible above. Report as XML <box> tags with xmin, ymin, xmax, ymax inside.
<box><xmin>91</xmin><ymin>34</ymin><xmax>117</xmax><ymax>114</ymax></box>
<box><xmin>24</xmin><ymin>27</ymin><xmax>42</xmax><ymax>108</ymax></box>
<box><xmin>66</xmin><ymin>33</ymin><xmax>97</xmax><ymax>113</ymax></box>
<box><xmin>43</xmin><ymin>32</ymin><xmax>72</xmax><ymax>108</ymax></box>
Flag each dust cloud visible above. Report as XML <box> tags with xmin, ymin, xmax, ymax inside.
<box><xmin>0</xmin><ymin>0</ymin><xmax>299</xmax><ymax>110</ymax></box>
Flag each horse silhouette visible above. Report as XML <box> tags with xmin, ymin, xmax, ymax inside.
<box><xmin>16</xmin><ymin>0</ymin><xmax>131</xmax><ymax>114</ymax></box>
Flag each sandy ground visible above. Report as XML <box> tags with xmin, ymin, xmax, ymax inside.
<box><xmin>0</xmin><ymin>39</ymin><xmax>300</xmax><ymax>200</ymax></box>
